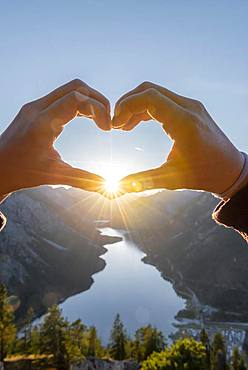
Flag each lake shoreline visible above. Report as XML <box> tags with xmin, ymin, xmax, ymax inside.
<box><xmin>59</xmin><ymin>227</ymin><xmax>186</xmax><ymax>343</ymax></box>
<box><xmin>135</xmin><ymin>234</ymin><xmax>248</xmax><ymax>326</ymax></box>
<box><xmin>19</xmin><ymin>232</ymin><xmax>122</xmax><ymax>329</ymax></box>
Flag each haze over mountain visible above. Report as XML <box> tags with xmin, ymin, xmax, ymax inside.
<box><xmin>0</xmin><ymin>186</ymin><xmax>247</xmax><ymax>324</ymax></box>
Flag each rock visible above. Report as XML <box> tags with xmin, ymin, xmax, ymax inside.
<box><xmin>73</xmin><ymin>358</ymin><xmax>139</xmax><ymax>370</ymax></box>
<box><xmin>125</xmin><ymin>192</ymin><xmax>248</xmax><ymax>319</ymax></box>
<box><xmin>0</xmin><ymin>187</ymin><xmax>117</xmax><ymax>321</ymax></box>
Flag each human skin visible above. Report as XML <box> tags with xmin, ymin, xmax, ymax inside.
<box><xmin>0</xmin><ymin>79</ymin><xmax>111</xmax><ymax>199</ymax></box>
<box><xmin>112</xmin><ymin>82</ymin><xmax>244</xmax><ymax>195</ymax></box>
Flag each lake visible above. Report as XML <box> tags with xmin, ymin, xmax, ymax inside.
<box><xmin>60</xmin><ymin>227</ymin><xmax>186</xmax><ymax>343</ymax></box>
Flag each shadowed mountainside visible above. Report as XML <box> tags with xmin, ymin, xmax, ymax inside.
<box><xmin>116</xmin><ymin>191</ymin><xmax>248</xmax><ymax>320</ymax></box>
<box><xmin>0</xmin><ymin>186</ymin><xmax>247</xmax><ymax>323</ymax></box>
<box><xmin>0</xmin><ymin>187</ymin><xmax>120</xmax><ymax>321</ymax></box>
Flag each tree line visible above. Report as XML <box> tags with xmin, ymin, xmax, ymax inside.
<box><xmin>0</xmin><ymin>284</ymin><xmax>247</xmax><ymax>369</ymax></box>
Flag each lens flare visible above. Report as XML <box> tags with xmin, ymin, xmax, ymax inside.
<box><xmin>104</xmin><ymin>177</ymin><xmax>120</xmax><ymax>194</ymax></box>
<box><xmin>96</xmin><ymin>163</ymin><xmax>128</xmax><ymax>199</ymax></box>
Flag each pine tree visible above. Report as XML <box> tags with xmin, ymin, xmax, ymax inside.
<box><xmin>22</xmin><ymin>307</ymin><xmax>34</xmax><ymax>354</ymax></box>
<box><xmin>29</xmin><ymin>325</ymin><xmax>41</xmax><ymax>355</ymax></box>
<box><xmin>109</xmin><ymin>314</ymin><xmax>127</xmax><ymax>360</ymax></box>
<box><xmin>65</xmin><ymin>319</ymin><xmax>85</xmax><ymax>364</ymax></box>
<box><xmin>242</xmin><ymin>332</ymin><xmax>248</xmax><ymax>359</ymax></box>
<box><xmin>133</xmin><ymin>328</ymin><xmax>144</xmax><ymax>362</ymax></box>
<box><xmin>231</xmin><ymin>347</ymin><xmax>247</xmax><ymax>370</ymax></box>
<box><xmin>87</xmin><ymin>326</ymin><xmax>103</xmax><ymax>357</ymax></box>
<box><xmin>39</xmin><ymin>305</ymin><xmax>70</xmax><ymax>370</ymax></box>
<box><xmin>211</xmin><ymin>333</ymin><xmax>227</xmax><ymax>370</ymax></box>
<box><xmin>232</xmin><ymin>347</ymin><xmax>241</xmax><ymax>370</ymax></box>
<box><xmin>40</xmin><ymin>307</ymin><xmax>90</xmax><ymax>369</ymax></box>
<box><xmin>133</xmin><ymin>325</ymin><xmax>166</xmax><ymax>361</ymax></box>
<box><xmin>200</xmin><ymin>328</ymin><xmax>211</xmax><ymax>369</ymax></box>
<box><xmin>0</xmin><ymin>284</ymin><xmax>16</xmax><ymax>361</ymax></box>
<box><xmin>87</xmin><ymin>326</ymin><xmax>97</xmax><ymax>357</ymax></box>
<box><xmin>238</xmin><ymin>357</ymin><xmax>248</xmax><ymax>370</ymax></box>
<box><xmin>144</xmin><ymin>326</ymin><xmax>166</xmax><ymax>360</ymax></box>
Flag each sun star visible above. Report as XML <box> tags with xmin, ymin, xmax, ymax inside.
<box><xmin>104</xmin><ymin>177</ymin><xmax>120</xmax><ymax>194</ymax></box>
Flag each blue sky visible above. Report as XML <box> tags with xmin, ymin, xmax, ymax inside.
<box><xmin>0</xmin><ymin>0</ymin><xmax>247</xmax><ymax>179</ymax></box>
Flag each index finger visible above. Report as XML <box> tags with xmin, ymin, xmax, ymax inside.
<box><xmin>39</xmin><ymin>90</ymin><xmax>111</xmax><ymax>132</ymax></box>
<box><xmin>112</xmin><ymin>88</ymin><xmax>187</xmax><ymax>138</ymax></box>
<box><xmin>115</xmin><ymin>81</ymin><xmax>193</xmax><ymax>109</ymax></box>
<box><xmin>34</xmin><ymin>79</ymin><xmax>111</xmax><ymax>114</ymax></box>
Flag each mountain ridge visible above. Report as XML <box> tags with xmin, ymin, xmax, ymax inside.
<box><xmin>0</xmin><ymin>187</ymin><xmax>120</xmax><ymax>322</ymax></box>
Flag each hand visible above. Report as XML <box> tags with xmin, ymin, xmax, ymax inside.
<box><xmin>0</xmin><ymin>79</ymin><xmax>110</xmax><ymax>197</ymax></box>
<box><xmin>113</xmin><ymin>82</ymin><xmax>244</xmax><ymax>195</ymax></box>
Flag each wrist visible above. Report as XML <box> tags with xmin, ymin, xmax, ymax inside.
<box><xmin>215</xmin><ymin>152</ymin><xmax>248</xmax><ymax>200</ymax></box>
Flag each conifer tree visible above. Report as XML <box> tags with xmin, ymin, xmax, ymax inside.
<box><xmin>232</xmin><ymin>347</ymin><xmax>241</xmax><ymax>370</ymax></box>
<box><xmin>242</xmin><ymin>332</ymin><xmax>248</xmax><ymax>359</ymax></box>
<box><xmin>109</xmin><ymin>314</ymin><xmax>127</xmax><ymax>360</ymax></box>
<box><xmin>200</xmin><ymin>328</ymin><xmax>211</xmax><ymax>369</ymax></box>
<box><xmin>65</xmin><ymin>319</ymin><xmax>86</xmax><ymax>364</ymax></box>
<box><xmin>238</xmin><ymin>357</ymin><xmax>248</xmax><ymax>370</ymax></box>
<box><xmin>0</xmin><ymin>284</ymin><xmax>16</xmax><ymax>361</ymax></box>
<box><xmin>22</xmin><ymin>307</ymin><xmax>34</xmax><ymax>354</ymax></box>
<box><xmin>211</xmin><ymin>333</ymin><xmax>227</xmax><ymax>370</ymax></box>
<box><xmin>133</xmin><ymin>325</ymin><xmax>166</xmax><ymax>361</ymax></box>
<box><xmin>87</xmin><ymin>326</ymin><xmax>103</xmax><ymax>357</ymax></box>
<box><xmin>29</xmin><ymin>325</ymin><xmax>41</xmax><ymax>355</ymax></box>
<box><xmin>231</xmin><ymin>347</ymin><xmax>247</xmax><ymax>370</ymax></box>
<box><xmin>39</xmin><ymin>305</ymin><xmax>70</xmax><ymax>370</ymax></box>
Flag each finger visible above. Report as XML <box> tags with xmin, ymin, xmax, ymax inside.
<box><xmin>112</xmin><ymin>88</ymin><xmax>187</xmax><ymax>137</ymax></box>
<box><xmin>39</xmin><ymin>91</ymin><xmax>111</xmax><ymax>132</ymax></box>
<box><xmin>115</xmin><ymin>81</ymin><xmax>192</xmax><ymax>110</ymax></box>
<box><xmin>119</xmin><ymin>162</ymin><xmax>179</xmax><ymax>192</ymax></box>
<box><xmin>120</xmin><ymin>113</ymin><xmax>151</xmax><ymax>131</ymax></box>
<box><xmin>34</xmin><ymin>79</ymin><xmax>111</xmax><ymax>114</ymax></box>
<box><xmin>48</xmin><ymin>161</ymin><xmax>104</xmax><ymax>192</ymax></box>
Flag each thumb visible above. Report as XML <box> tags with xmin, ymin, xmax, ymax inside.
<box><xmin>49</xmin><ymin>161</ymin><xmax>104</xmax><ymax>192</ymax></box>
<box><xmin>119</xmin><ymin>162</ymin><xmax>179</xmax><ymax>193</ymax></box>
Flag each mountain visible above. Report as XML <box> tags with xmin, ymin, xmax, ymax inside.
<box><xmin>0</xmin><ymin>187</ymin><xmax>120</xmax><ymax>321</ymax></box>
<box><xmin>1</xmin><ymin>185</ymin><xmax>247</xmax><ymax>324</ymax></box>
<box><xmin>117</xmin><ymin>191</ymin><xmax>248</xmax><ymax>321</ymax></box>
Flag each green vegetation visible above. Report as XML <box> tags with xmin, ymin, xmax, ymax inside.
<box><xmin>108</xmin><ymin>313</ymin><xmax>128</xmax><ymax>360</ymax></box>
<box><xmin>132</xmin><ymin>325</ymin><xmax>166</xmax><ymax>362</ymax></box>
<box><xmin>0</xmin><ymin>284</ymin><xmax>16</xmax><ymax>361</ymax></box>
<box><xmin>0</xmin><ymin>285</ymin><xmax>248</xmax><ymax>369</ymax></box>
<box><xmin>141</xmin><ymin>337</ymin><xmax>208</xmax><ymax>370</ymax></box>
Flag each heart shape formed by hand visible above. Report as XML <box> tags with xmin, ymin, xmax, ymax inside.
<box><xmin>1</xmin><ymin>79</ymin><xmax>242</xmax><ymax>200</ymax></box>
<box><xmin>111</xmin><ymin>81</ymin><xmax>243</xmax><ymax>197</ymax></box>
<box><xmin>0</xmin><ymin>79</ymin><xmax>111</xmax><ymax>197</ymax></box>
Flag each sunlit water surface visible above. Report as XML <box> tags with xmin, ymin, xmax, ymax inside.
<box><xmin>60</xmin><ymin>228</ymin><xmax>186</xmax><ymax>343</ymax></box>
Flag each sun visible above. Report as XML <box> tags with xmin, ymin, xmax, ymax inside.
<box><xmin>104</xmin><ymin>177</ymin><xmax>120</xmax><ymax>194</ymax></box>
<box><xmin>92</xmin><ymin>162</ymin><xmax>129</xmax><ymax>198</ymax></box>
<box><xmin>97</xmin><ymin>164</ymin><xmax>126</xmax><ymax>197</ymax></box>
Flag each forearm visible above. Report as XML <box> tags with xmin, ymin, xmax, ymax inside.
<box><xmin>213</xmin><ymin>156</ymin><xmax>248</xmax><ymax>242</ymax></box>
<box><xmin>213</xmin><ymin>153</ymin><xmax>248</xmax><ymax>242</ymax></box>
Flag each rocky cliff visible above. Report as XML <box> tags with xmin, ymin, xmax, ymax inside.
<box><xmin>119</xmin><ymin>191</ymin><xmax>248</xmax><ymax>320</ymax></box>
<box><xmin>73</xmin><ymin>359</ymin><xmax>139</xmax><ymax>370</ymax></box>
<box><xmin>0</xmin><ymin>186</ymin><xmax>120</xmax><ymax>321</ymax></box>
<box><xmin>1</xmin><ymin>185</ymin><xmax>247</xmax><ymax>324</ymax></box>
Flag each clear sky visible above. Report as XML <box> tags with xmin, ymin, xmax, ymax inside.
<box><xmin>0</xmin><ymin>0</ymin><xmax>247</xmax><ymax>179</ymax></box>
